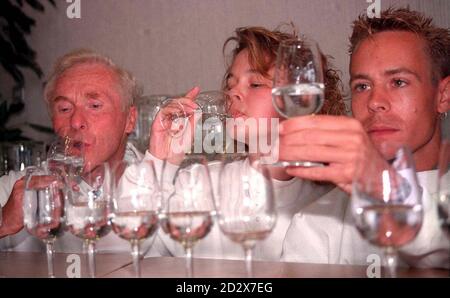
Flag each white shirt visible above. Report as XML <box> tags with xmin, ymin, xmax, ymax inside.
<box><xmin>145</xmin><ymin>151</ymin><xmax>332</xmax><ymax>261</ymax></box>
<box><xmin>0</xmin><ymin>143</ymin><xmax>162</xmax><ymax>254</ymax></box>
<box><xmin>281</xmin><ymin>170</ymin><xmax>450</xmax><ymax>269</ymax></box>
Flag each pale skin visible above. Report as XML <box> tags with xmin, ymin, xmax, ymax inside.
<box><xmin>149</xmin><ymin>49</ymin><xmax>292</xmax><ymax>181</ymax></box>
<box><xmin>0</xmin><ymin>62</ymin><xmax>137</xmax><ymax>238</ymax></box>
<box><xmin>278</xmin><ymin>31</ymin><xmax>450</xmax><ymax>193</ymax></box>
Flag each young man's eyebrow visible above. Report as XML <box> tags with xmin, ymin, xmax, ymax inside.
<box><xmin>384</xmin><ymin>68</ymin><xmax>422</xmax><ymax>82</ymax></box>
<box><xmin>350</xmin><ymin>68</ymin><xmax>422</xmax><ymax>83</ymax></box>
<box><xmin>349</xmin><ymin>73</ymin><xmax>371</xmax><ymax>83</ymax></box>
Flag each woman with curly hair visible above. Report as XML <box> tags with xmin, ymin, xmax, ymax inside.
<box><xmin>147</xmin><ymin>25</ymin><xmax>345</xmax><ymax>261</ymax></box>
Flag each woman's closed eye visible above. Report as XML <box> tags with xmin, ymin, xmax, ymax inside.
<box><xmin>250</xmin><ymin>81</ymin><xmax>271</xmax><ymax>89</ymax></box>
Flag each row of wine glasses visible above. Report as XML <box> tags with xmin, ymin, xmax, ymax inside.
<box><xmin>20</xmin><ymin>32</ymin><xmax>447</xmax><ymax>278</ymax></box>
<box><xmin>21</xmin><ymin>136</ymin><xmax>449</xmax><ymax>279</ymax></box>
<box><xmin>155</xmin><ymin>88</ymin><xmax>276</xmax><ymax>277</ymax></box>
<box><xmin>21</xmin><ymin>131</ymin><xmax>448</xmax><ymax>279</ymax></box>
<box><xmin>24</xmin><ymin>135</ymin><xmax>161</xmax><ymax>278</ymax></box>
<box><xmin>23</xmin><ymin>160</ymin><xmax>160</xmax><ymax>277</ymax></box>
<box><xmin>158</xmin><ymin>152</ymin><xmax>276</xmax><ymax>278</ymax></box>
<box><xmin>23</xmin><ymin>134</ymin><xmax>275</xmax><ymax>278</ymax></box>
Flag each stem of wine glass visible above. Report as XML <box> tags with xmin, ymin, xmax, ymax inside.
<box><xmin>185</xmin><ymin>246</ymin><xmax>193</xmax><ymax>278</ymax></box>
<box><xmin>131</xmin><ymin>239</ymin><xmax>141</xmax><ymax>278</ymax></box>
<box><xmin>244</xmin><ymin>246</ymin><xmax>253</xmax><ymax>278</ymax></box>
<box><xmin>383</xmin><ymin>247</ymin><xmax>398</xmax><ymax>278</ymax></box>
<box><xmin>87</xmin><ymin>239</ymin><xmax>96</xmax><ymax>278</ymax></box>
<box><xmin>45</xmin><ymin>240</ymin><xmax>55</xmax><ymax>278</ymax></box>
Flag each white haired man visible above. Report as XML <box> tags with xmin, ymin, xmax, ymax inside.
<box><xmin>0</xmin><ymin>49</ymin><xmax>158</xmax><ymax>253</ymax></box>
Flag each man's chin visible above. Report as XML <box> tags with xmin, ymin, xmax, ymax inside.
<box><xmin>83</xmin><ymin>157</ymin><xmax>102</xmax><ymax>173</ymax></box>
<box><xmin>374</xmin><ymin>140</ymin><xmax>404</xmax><ymax>161</ymax></box>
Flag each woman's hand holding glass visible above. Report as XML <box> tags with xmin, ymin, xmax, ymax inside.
<box><xmin>149</xmin><ymin>87</ymin><xmax>200</xmax><ymax>164</ymax></box>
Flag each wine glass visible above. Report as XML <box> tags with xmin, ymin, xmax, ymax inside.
<box><xmin>437</xmin><ymin>140</ymin><xmax>449</xmax><ymax>238</ymax></box>
<box><xmin>65</xmin><ymin>161</ymin><xmax>111</xmax><ymax>278</ymax></box>
<box><xmin>217</xmin><ymin>153</ymin><xmax>276</xmax><ymax>277</ymax></box>
<box><xmin>23</xmin><ymin>164</ymin><xmax>65</xmax><ymax>278</ymax></box>
<box><xmin>134</xmin><ymin>94</ymin><xmax>171</xmax><ymax>152</ymax></box>
<box><xmin>109</xmin><ymin>159</ymin><xmax>160</xmax><ymax>277</ymax></box>
<box><xmin>271</xmin><ymin>36</ymin><xmax>325</xmax><ymax>167</ymax></box>
<box><xmin>192</xmin><ymin>90</ymin><xmax>230</xmax><ymax>157</ymax></box>
<box><xmin>159</xmin><ymin>97</ymin><xmax>192</xmax><ymax>139</ymax></box>
<box><xmin>351</xmin><ymin>146</ymin><xmax>423</xmax><ymax>278</ymax></box>
<box><xmin>46</xmin><ymin>135</ymin><xmax>84</xmax><ymax>178</ymax></box>
<box><xmin>165</xmin><ymin>154</ymin><xmax>215</xmax><ymax>277</ymax></box>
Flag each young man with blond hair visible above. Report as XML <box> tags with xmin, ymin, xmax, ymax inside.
<box><xmin>281</xmin><ymin>7</ymin><xmax>449</xmax><ymax>268</ymax></box>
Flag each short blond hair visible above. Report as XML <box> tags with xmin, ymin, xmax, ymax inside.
<box><xmin>44</xmin><ymin>49</ymin><xmax>142</xmax><ymax>112</ymax></box>
<box><xmin>349</xmin><ymin>7</ymin><xmax>450</xmax><ymax>83</ymax></box>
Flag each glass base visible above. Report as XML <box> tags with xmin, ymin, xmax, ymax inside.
<box><xmin>270</xmin><ymin>160</ymin><xmax>325</xmax><ymax>168</ymax></box>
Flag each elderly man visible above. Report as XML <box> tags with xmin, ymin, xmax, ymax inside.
<box><xmin>0</xmin><ymin>49</ymin><xmax>154</xmax><ymax>253</ymax></box>
<box><xmin>280</xmin><ymin>7</ymin><xmax>449</xmax><ymax>269</ymax></box>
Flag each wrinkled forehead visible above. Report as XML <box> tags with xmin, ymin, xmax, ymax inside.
<box><xmin>57</xmin><ymin>63</ymin><xmax>120</xmax><ymax>88</ymax></box>
<box><xmin>50</xmin><ymin>63</ymin><xmax>125</xmax><ymax>105</ymax></box>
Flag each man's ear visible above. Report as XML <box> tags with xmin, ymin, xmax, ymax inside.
<box><xmin>125</xmin><ymin>105</ymin><xmax>137</xmax><ymax>134</ymax></box>
<box><xmin>437</xmin><ymin>76</ymin><xmax>450</xmax><ymax>114</ymax></box>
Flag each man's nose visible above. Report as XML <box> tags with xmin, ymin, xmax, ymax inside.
<box><xmin>368</xmin><ymin>85</ymin><xmax>391</xmax><ymax>113</ymax></box>
<box><xmin>70</xmin><ymin>107</ymin><xmax>87</xmax><ymax>130</ymax></box>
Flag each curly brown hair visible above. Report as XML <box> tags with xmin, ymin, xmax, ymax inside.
<box><xmin>222</xmin><ymin>26</ymin><xmax>347</xmax><ymax>116</ymax></box>
<box><xmin>349</xmin><ymin>7</ymin><xmax>450</xmax><ymax>84</ymax></box>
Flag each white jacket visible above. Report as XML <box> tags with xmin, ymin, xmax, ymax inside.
<box><xmin>282</xmin><ymin>170</ymin><xmax>450</xmax><ymax>269</ymax></box>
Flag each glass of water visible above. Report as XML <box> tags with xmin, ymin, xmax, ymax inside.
<box><xmin>217</xmin><ymin>153</ymin><xmax>276</xmax><ymax>277</ymax></box>
<box><xmin>23</xmin><ymin>164</ymin><xmax>65</xmax><ymax>278</ymax></box>
<box><xmin>65</xmin><ymin>161</ymin><xmax>111</xmax><ymax>278</ymax></box>
<box><xmin>271</xmin><ymin>36</ymin><xmax>325</xmax><ymax>167</ymax></box>
<box><xmin>351</xmin><ymin>146</ymin><xmax>423</xmax><ymax>277</ymax></box>
<box><xmin>109</xmin><ymin>159</ymin><xmax>160</xmax><ymax>277</ymax></box>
